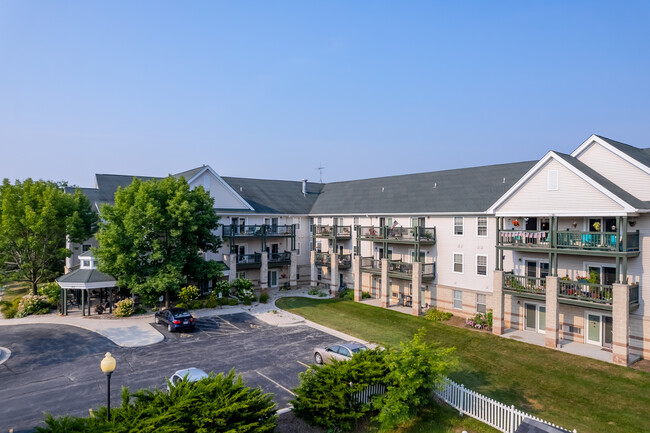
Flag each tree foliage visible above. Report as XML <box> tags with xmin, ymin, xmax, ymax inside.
<box><xmin>95</xmin><ymin>176</ymin><xmax>222</xmax><ymax>305</ymax></box>
<box><xmin>0</xmin><ymin>179</ymin><xmax>97</xmax><ymax>294</ymax></box>
<box><xmin>36</xmin><ymin>369</ymin><xmax>277</xmax><ymax>432</ymax></box>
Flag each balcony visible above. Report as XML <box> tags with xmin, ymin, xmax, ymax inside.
<box><xmin>503</xmin><ymin>273</ymin><xmax>640</xmax><ymax>311</ymax></box>
<box><xmin>313</xmin><ymin>225</ymin><xmax>352</xmax><ymax>239</ymax></box>
<box><xmin>236</xmin><ymin>253</ymin><xmax>262</xmax><ymax>269</ymax></box>
<box><xmin>314</xmin><ymin>252</ymin><xmax>331</xmax><ymax>266</ymax></box>
<box><xmin>268</xmin><ymin>251</ymin><xmax>291</xmax><ymax>268</ymax></box>
<box><xmin>223</xmin><ymin>224</ymin><xmax>295</xmax><ymax>238</ymax></box>
<box><xmin>359</xmin><ymin>257</ymin><xmax>435</xmax><ymax>280</ymax></box>
<box><xmin>338</xmin><ymin>254</ymin><xmax>352</xmax><ymax>269</ymax></box>
<box><xmin>498</xmin><ymin>229</ymin><xmax>639</xmax><ymax>255</ymax></box>
<box><xmin>358</xmin><ymin>226</ymin><xmax>436</xmax><ymax>244</ymax></box>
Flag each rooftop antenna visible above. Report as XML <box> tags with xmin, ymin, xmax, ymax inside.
<box><xmin>317</xmin><ymin>163</ymin><xmax>325</xmax><ymax>183</ymax></box>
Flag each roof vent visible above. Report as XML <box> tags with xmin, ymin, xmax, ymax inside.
<box><xmin>502</xmin><ymin>178</ymin><xmax>506</xmax><ymax>183</ymax></box>
<box><xmin>433</xmin><ymin>183</ymin><xmax>437</xmax><ymax>189</ymax></box>
<box><xmin>382</xmin><ymin>187</ymin><xmax>385</xmax><ymax>192</ymax></box>
<box><xmin>239</xmin><ymin>187</ymin><xmax>243</xmax><ymax>192</ymax></box>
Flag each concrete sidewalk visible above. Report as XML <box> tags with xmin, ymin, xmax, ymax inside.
<box><xmin>0</xmin><ymin>285</ymin><xmax>346</xmax><ymax>348</ymax></box>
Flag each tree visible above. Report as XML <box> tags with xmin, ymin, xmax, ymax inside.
<box><xmin>95</xmin><ymin>176</ymin><xmax>222</xmax><ymax>306</ymax></box>
<box><xmin>0</xmin><ymin>179</ymin><xmax>97</xmax><ymax>294</ymax></box>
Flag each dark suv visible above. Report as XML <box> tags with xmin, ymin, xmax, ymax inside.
<box><xmin>155</xmin><ymin>307</ymin><xmax>196</xmax><ymax>332</ymax></box>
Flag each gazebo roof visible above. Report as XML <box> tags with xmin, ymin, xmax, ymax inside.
<box><xmin>56</xmin><ymin>268</ymin><xmax>117</xmax><ymax>290</ymax></box>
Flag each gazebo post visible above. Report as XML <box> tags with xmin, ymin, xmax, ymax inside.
<box><xmin>81</xmin><ymin>290</ymin><xmax>85</xmax><ymax>316</ymax></box>
<box><xmin>88</xmin><ymin>291</ymin><xmax>92</xmax><ymax>316</ymax></box>
<box><xmin>109</xmin><ymin>288</ymin><xmax>113</xmax><ymax>314</ymax></box>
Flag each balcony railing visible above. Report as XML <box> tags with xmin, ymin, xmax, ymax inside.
<box><xmin>223</xmin><ymin>224</ymin><xmax>294</xmax><ymax>237</ymax></box>
<box><xmin>358</xmin><ymin>226</ymin><xmax>436</xmax><ymax>243</ymax></box>
<box><xmin>503</xmin><ymin>273</ymin><xmax>546</xmax><ymax>296</ymax></box>
<box><xmin>558</xmin><ymin>280</ymin><xmax>613</xmax><ymax>306</ymax></box>
<box><xmin>359</xmin><ymin>258</ymin><xmax>435</xmax><ymax>279</ymax></box>
<box><xmin>313</xmin><ymin>225</ymin><xmax>352</xmax><ymax>238</ymax></box>
<box><xmin>498</xmin><ymin>229</ymin><xmax>639</xmax><ymax>252</ymax></box>
<box><xmin>360</xmin><ymin>257</ymin><xmax>381</xmax><ymax>272</ymax></box>
<box><xmin>314</xmin><ymin>252</ymin><xmax>330</xmax><ymax>266</ymax></box>
<box><xmin>338</xmin><ymin>254</ymin><xmax>352</xmax><ymax>269</ymax></box>
<box><xmin>630</xmin><ymin>283</ymin><xmax>640</xmax><ymax>305</ymax></box>
<box><xmin>269</xmin><ymin>251</ymin><xmax>291</xmax><ymax>267</ymax></box>
<box><xmin>236</xmin><ymin>253</ymin><xmax>262</xmax><ymax>269</ymax></box>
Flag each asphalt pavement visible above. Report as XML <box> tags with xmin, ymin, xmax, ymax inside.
<box><xmin>0</xmin><ymin>312</ymin><xmax>349</xmax><ymax>433</ymax></box>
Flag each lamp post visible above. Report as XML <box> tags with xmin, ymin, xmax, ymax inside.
<box><xmin>100</xmin><ymin>352</ymin><xmax>116</xmax><ymax>421</ymax></box>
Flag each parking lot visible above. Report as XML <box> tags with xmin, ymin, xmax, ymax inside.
<box><xmin>0</xmin><ymin>312</ymin><xmax>341</xmax><ymax>433</ymax></box>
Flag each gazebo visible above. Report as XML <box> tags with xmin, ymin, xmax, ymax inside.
<box><xmin>56</xmin><ymin>251</ymin><xmax>117</xmax><ymax>316</ymax></box>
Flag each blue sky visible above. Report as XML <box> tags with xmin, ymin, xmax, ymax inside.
<box><xmin>1</xmin><ymin>1</ymin><xmax>649</xmax><ymax>187</ymax></box>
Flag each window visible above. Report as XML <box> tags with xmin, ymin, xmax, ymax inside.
<box><xmin>316</xmin><ymin>241</ymin><xmax>322</xmax><ymax>252</ymax></box>
<box><xmin>353</xmin><ymin>217</ymin><xmax>359</xmax><ymax>226</ymax></box>
<box><xmin>453</xmin><ymin>253</ymin><xmax>463</xmax><ymax>273</ymax></box>
<box><xmin>293</xmin><ymin>217</ymin><xmax>301</xmax><ymax>230</ymax></box>
<box><xmin>82</xmin><ymin>260</ymin><xmax>90</xmax><ymax>268</ymax></box>
<box><xmin>309</xmin><ymin>241</ymin><xmax>313</xmax><ymax>252</ymax></box>
<box><xmin>477</xmin><ymin>217</ymin><xmax>487</xmax><ymax>237</ymax></box>
<box><xmin>296</xmin><ymin>242</ymin><xmax>301</xmax><ymax>256</ymax></box>
<box><xmin>476</xmin><ymin>255</ymin><xmax>487</xmax><ymax>276</ymax></box>
<box><xmin>454</xmin><ymin>217</ymin><xmax>464</xmax><ymax>235</ymax></box>
<box><xmin>82</xmin><ymin>244</ymin><xmax>91</xmax><ymax>252</ymax></box>
<box><xmin>236</xmin><ymin>271</ymin><xmax>246</xmax><ymax>279</ymax></box>
<box><xmin>453</xmin><ymin>290</ymin><xmax>462</xmax><ymax>310</ymax></box>
<box><xmin>317</xmin><ymin>268</ymin><xmax>322</xmax><ymax>281</ymax></box>
<box><xmin>476</xmin><ymin>294</ymin><xmax>487</xmax><ymax>313</ymax></box>
<box><xmin>309</xmin><ymin>218</ymin><xmax>314</xmax><ymax>232</ymax></box>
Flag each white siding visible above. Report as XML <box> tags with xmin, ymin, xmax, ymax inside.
<box><xmin>190</xmin><ymin>172</ymin><xmax>249</xmax><ymax>209</ymax></box>
<box><xmin>496</xmin><ymin>159</ymin><xmax>625</xmax><ymax>215</ymax></box>
<box><xmin>576</xmin><ymin>141</ymin><xmax>650</xmax><ymax>201</ymax></box>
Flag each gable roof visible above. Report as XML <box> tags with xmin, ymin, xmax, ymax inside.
<box><xmin>222</xmin><ymin>177</ymin><xmax>324</xmax><ymax>214</ymax></box>
<box><xmin>595</xmin><ymin>135</ymin><xmax>650</xmax><ymax>169</ymax></box>
<box><xmin>173</xmin><ymin>166</ymin><xmax>206</xmax><ymax>181</ymax></box>
<box><xmin>309</xmin><ymin>161</ymin><xmax>537</xmax><ymax>215</ymax></box>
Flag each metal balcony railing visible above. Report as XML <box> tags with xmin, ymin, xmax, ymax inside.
<box><xmin>223</xmin><ymin>224</ymin><xmax>294</xmax><ymax>237</ymax></box>
<box><xmin>358</xmin><ymin>226</ymin><xmax>436</xmax><ymax>243</ymax></box>
<box><xmin>503</xmin><ymin>273</ymin><xmax>546</xmax><ymax>295</ymax></box>
<box><xmin>268</xmin><ymin>251</ymin><xmax>291</xmax><ymax>267</ymax></box>
<box><xmin>313</xmin><ymin>225</ymin><xmax>352</xmax><ymax>238</ymax></box>
<box><xmin>498</xmin><ymin>229</ymin><xmax>639</xmax><ymax>252</ymax></box>
<box><xmin>314</xmin><ymin>252</ymin><xmax>330</xmax><ymax>266</ymax></box>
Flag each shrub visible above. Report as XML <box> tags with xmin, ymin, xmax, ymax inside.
<box><xmin>114</xmin><ymin>298</ymin><xmax>134</xmax><ymax>317</ymax></box>
<box><xmin>36</xmin><ymin>369</ymin><xmax>277</xmax><ymax>432</ymax></box>
<box><xmin>205</xmin><ymin>296</ymin><xmax>218</xmax><ymax>308</ymax></box>
<box><xmin>292</xmin><ymin>348</ymin><xmax>388</xmax><ymax>432</ymax></box>
<box><xmin>1</xmin><ymin>298</ymin><xmax>21</xmax><ymax>319</ymax></box>
<box><xmin>467</xmin><ymin>309</ymin><xmax>493</xmax><ymax>330</ymax></box>
<box><xmin>339</xmin><ymin>288</ymin><xmax>354</xmax><ymax>300</ymax></box>
<box><xmin>425</xmin><ymin>308</ymin><xmax>453</xmax><ymax>322</ymax></box>
<box><xmin>232</xmin><ymin>278</ymin><xmax>255</xmax><ymax>304</ymax></box>
<box><xmin>133</xmin><ymin>306</ymin><xmax>147</xmax><ymax>315</ymax></box>
<box><xmin>16</xmin><ymin>294</ymin><xmax>50</xmax><ymax>317</ymax></box>
<box><xmin>362</xmin><ymin>291</ymin><xmax>371</xmax><ymax>299</ymax></box>
<box><xmin>175</xmin><ymin>302</ymin><xmax>188</xmax><ymax>309</ymax></box>
<box><xmin>188</xmin><ymin>299</ymin><xmax>204</xmax><ymax>310</ymax></box>
<box><xmin>38</xmin><ymin>282</ymin><xmax>61</xmax><ymax>306</ymax></box>
<box><xmin>307</xmin><ymin>288</ymin><xmax>321</xmax><ymax>296</ymax></box>
<box><xmin>227</xmin><ymin>298</ymin><xmax>239</xmax><ymax>306</ymax></box>
<box><xmin>259</xmin><ymin>292</ymin><xmax>270</xmax><ymax>304</ymax></box>
<box><xmin>213</xmin><ymin>280</ymin><xmax>231</xmax><ymax>299</ymax></box>
<box><xmin>178</xmin><ymin>285</ymin><xmax>199</xmax><ymax>304</ymax></box>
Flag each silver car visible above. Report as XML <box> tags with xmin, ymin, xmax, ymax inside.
<box><xmin>313</xmin><ymin>341</ymin><xmax>368</xmax><ymax>365</ymax></box>
<box><xmin>167</xmin><ymin>367</ymin><xmax>209</xmax><ymax>390</ymax></box>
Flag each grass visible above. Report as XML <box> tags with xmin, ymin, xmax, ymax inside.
<box><xmin>0</xmin><ymin>281</ymin><xmax>30</xmax><ymax>303</ymax></box>
<box><xmin>277</xmin><ymin>297</ymin><xmax>650</xmax><ymax>433</ymax></box>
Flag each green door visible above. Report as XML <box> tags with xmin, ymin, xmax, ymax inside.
<box><xmin>525</xmin><ymin>304</ymin><xmax>537</xmax><ymax>330</ymax></box>
<box><xmin>587</xmin><ymin>314</ymin><xmax>601</xmax><ymax>344</ymax></box>
<box><xmin>539</xmin><ymin>306</ymin><xmax>546</xmax><ymax>333</ymax></box>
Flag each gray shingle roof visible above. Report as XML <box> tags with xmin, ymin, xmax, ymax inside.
<box><xmin>222</xmin><ymin>177</ymin><xmax>324</xmax><ymax>214</ymax></box>
<box><xmin>56</xmin><ymin>268</ymin><xmax>116</xmax><ymax>285</ymax></box>
<box><xmin>555</xmin><ymin>153</ymin><xmax>649</xmax><ymax>209</ymax></box>
<box><xmin>309</xmin><ymin>161</ymin><xmax>537</xmax><ymax>214</ymax></box>
<box><xmin>173</xmin><ymin>166</ymin><xmax>206</xmax><ymax>181</ymax></box>
<box><xmin>596</xmin><ymin>135</ymin><xmax>650</xmax><ymax>168</ymax></box>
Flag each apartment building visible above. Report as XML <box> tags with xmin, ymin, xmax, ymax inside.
<box><xmin>67</xmin><ymin>135</ymin><xmax>649</xmax><ymax>365</ymax></box>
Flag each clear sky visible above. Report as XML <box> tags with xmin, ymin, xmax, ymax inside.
<box><xmin>1</xmin><ymin>1</ymin><xmax>649</xmax><ymax>187</ymax></box>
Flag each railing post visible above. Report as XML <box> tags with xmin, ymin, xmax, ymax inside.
<box><xmin>492</xmin><ymin>270</ymin><xmax>505</xmax><ymax>335</ymax></box>
<box><xmin>459</xmin><ymin>384</ymin><xmax>465</xmax><ymax>415</ymax></box>
<box><xmin>509</xmin><ymin>405</ymin><xmax>516</xmax><ymax>433</ymax></box>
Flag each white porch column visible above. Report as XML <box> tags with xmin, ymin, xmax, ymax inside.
<box><xmin>381</xmin><ymin>258</ymin><xmax>389</xmax><ymax>308</ymax></box>
<box><xmin>612</xmin><ymin>283</ymin><xmax>630</xmax><ymax>366</ymax></box>
<box><xmin>290</xmin><ymin>252</ymin><xmax>298</xmax><ymax>288</ymax></box>
<box><xmin>492</xmin><ymin>270</ymin><xmax>505</xmax><ymax>335</ymax></box>
<box><xmin>260</xmin><ymin>252</ymin><xmax>268</xmax><ymax>290</ymax></box>
<box><xmin>228</xmin><ymin>253</ymin><xmax>237</xmax><ymax>283</ymax></box>
<box><xmin>545</xmin><ymin>276</ymin><xmax>559</xmax><ymax>349</ymax></box>
<box><xmin>353</xmin><ymin>257</ymin><xmax>362</xmax><ymax>302</ymax></box>
<box><xmin>310</xmin><ymin>251</ymin><xmax>317</xmax><ymax>287</ymax></box>
<box><xmin>330</xmin><ymin>252</ymin><xmax>339</xmax><ymax>293</ymax></box>
<box><xmin>412</xmin><ymin>262</ymin><xmax>422</xmax><ymax>316</ymax></box>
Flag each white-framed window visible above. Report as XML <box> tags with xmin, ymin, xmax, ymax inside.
<box><xmin>316</xmin><ymin>241</ymin><xmax>322</xmax><ymax>252</ymax></box>
<box><xmin>454</xmin><ymin>217</ymin><xmax>464</xmax><ymax>236</ymax></box>
<box><xmin>309</xmin><ymin>217</ymin><xmax>314</xmax><ymax>233</ymax></box>
<box><xmin>296</xmin><ymin>241</ymin><xmax>301</xmax><ymax>256</ymax></box>
<box><xmin>317</xmin><ymin>268</ymin><xmax>322</xmax><ymax>281</ymax></box>
<box><xmin>293</xmin><ymin>217</ymin><xmax>301</xmax><ymax>230</ymax></box>
<box><xmin>453</xmin><ymin>290</ymin><xmax>463</xmax><ymax>310</ymax></box>
<box><xmin>317</xmin><ymin>217</ymin><xmax>322</xmax><ymax>225</ymax></box>
<box><xmin>477</xmin><ymin>216</ymin><xmax>488</xmax><ymax>237</ymax></box>
<box><xmin>82</xmin><ymin>260</ymin><xmax>90</xmax><ymax>268</ymax></box>
<box><xmin>353</xmin><ymin>217</ymin><xmax>359</xmax><ymax>226</ymax></box>
<box><xmin>476</xmin><ymin>294</ymin><xmax>487</xmax><ymax>313</ymax></box>
<box><xmin>236</xmin><ymin>271</ymin><xmax>246</xmax><ymax>279</ymax></box>
<box><xmin>453</xmin><ymin>253</ymin><xmax>463</xmax><ymax>273</ymax></box>
<box><xmin>476</xmin><ymin>255</ymin><xmax>487</xmax><ymax>276</ymax></box>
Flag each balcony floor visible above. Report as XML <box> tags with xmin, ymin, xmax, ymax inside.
<box><xmin>502</xmin><ymin>329</ymin><xmax>641</xmax><ymax>364</ymax></box>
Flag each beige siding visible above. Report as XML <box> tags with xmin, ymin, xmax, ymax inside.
<box><xmin>576</xmin><ymin>141</ymin><xmax>650</xmax><ymax>201</ymax></box>
<box><xmin>496</xmin><ymin>159</ymin><xmax>625</xmax><ymax>214</ymax></box>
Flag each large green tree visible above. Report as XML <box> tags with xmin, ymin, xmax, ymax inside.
<box><xmin>95</xmin><ymin>176</ymin><xmax>222</xmax><ymax>306</ymax></box>
<box><xmin>0</xmin><ymin>179</ymin><xmax>97</xmax><ymax>294</ymax></box>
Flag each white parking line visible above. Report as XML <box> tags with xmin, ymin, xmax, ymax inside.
<box><xmin>255</xmin><ymin>371</ymin><xmax>295</xmax><ymax>396</ymax></box>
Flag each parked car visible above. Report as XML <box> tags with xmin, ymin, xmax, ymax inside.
<box><xmin>155</xmin><ymin>307</ymin><xmax>196</xmax><ymax>332</ymax></box>
<box><xmin>167</xmin><ymin>367</ymin><xmax>208</xmax><ymax>390</ymax></box>
<box><xmin>313</xmin><ymin>341</ymin><xmax>368</xmax><ymax>365</ymax></box>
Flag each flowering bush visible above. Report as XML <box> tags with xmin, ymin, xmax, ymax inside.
<box><xmin>17</xmin><ymin>294</ymin><xmax>50</xmax><ymax>317</ymax></box>
<box><xmin>37</xmin><ymin>282</ymin><xmax>61</xmax><ymax>306</ymax></box>
<box><xmin>466</xmin><ymin>309</ymin><xmax>493</xmax><ymax>331</ymax></box>
<box><xmin>231</xmin><ymin>278</ymin><xmax>255</xmax><ymax>305</ymax></box>
<box><xmin>114</xmin><ymin>298</ymin><xmax>135</xmax><ymax>317</ymax></box>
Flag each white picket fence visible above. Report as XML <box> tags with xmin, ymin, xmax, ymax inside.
<box><xmin>435</xmin><ymin>378</ymin><xmax>577</xmax><ymax>433</ymax></box>
<box><xmin>353</xmin><ymin>383</ymin><xmax>386</xmax><ymax>404</ymax></box>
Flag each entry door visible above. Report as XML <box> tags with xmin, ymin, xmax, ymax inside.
<box><xmin>339</xmin><ymin>273</ymin><xmax>344</xmax><ymax>287</ymax></box>
<box><xmin>603</xmin><ymin>267</ymin><xmax>616</xmax><ymax>285</ymax></box>
<box><xmin>525</xmin><ymin>303</ymin><xmax>545</xmax><ymax>333</ymax></box>
<box><xmin>603</xmin><ymin>316</ymin><xmax>613</xmax><ymax>348</ymax></box>
<box><xmin>587</xmin><ymin>314</ymin><xmax>602</xmax><ymax>345</ymax></box>
<box><xmin>268</xmin><ymin>271</ymin><xmax>278</xmax><ymax>288</ymax></box>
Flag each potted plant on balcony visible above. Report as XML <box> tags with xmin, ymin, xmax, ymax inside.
<box><xmin>512</xmin><ymin>219</ymin><xmax>520</xmax><ymax>228</ymax></box>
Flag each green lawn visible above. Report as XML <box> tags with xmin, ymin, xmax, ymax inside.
<box><xmin>277</xmin><ymin>297</ymin><xmax>650</xmax><ymax>433</ymax></box>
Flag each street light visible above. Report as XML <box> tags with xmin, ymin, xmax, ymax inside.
<box><xmin>100</xmin><ymin>352</ymin><xmax>116</xmax><ymax>421</ymax></box>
